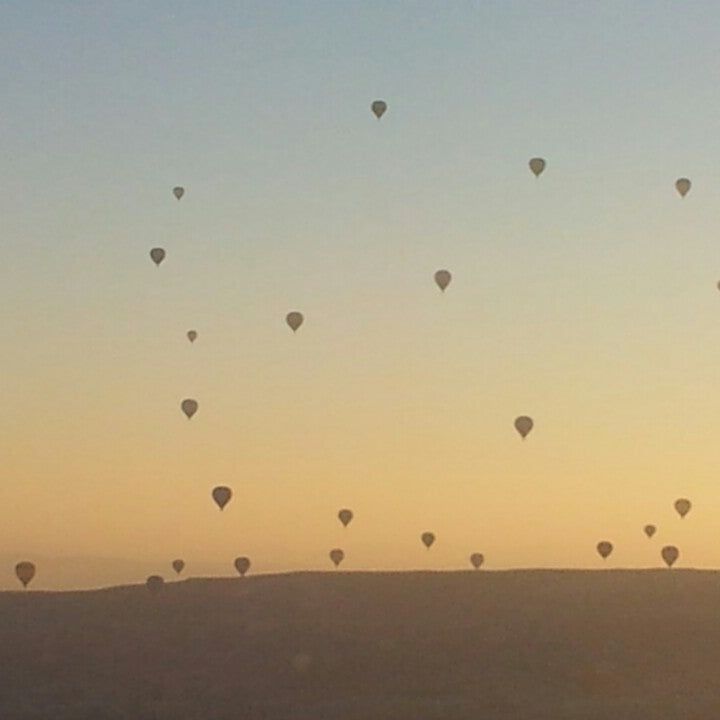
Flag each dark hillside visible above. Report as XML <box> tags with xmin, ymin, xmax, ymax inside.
<box><xmin>1</xmin><ymin>570</ymin><xmax>717</xmax><ymax>719</ymax></box>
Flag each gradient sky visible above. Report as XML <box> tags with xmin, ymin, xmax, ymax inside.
<box><xmin>2</xmin><ymin>1</ymin><xmax>720</xmax><ymax>588</ymax></box>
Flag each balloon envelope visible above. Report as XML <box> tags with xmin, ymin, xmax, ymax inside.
<box><xmin>338</xmin><ymin>509</ymin><xmax>353</xmax><ymax>527</ymax></box>
<box><xmin>212</xmin><ymin>486</ymin><xmax>232</xmax><ymax>510</ymax></box>
<box><xmin>421</xmin><ymin>532</ymin><xmax>436</xmax><ymax>549</ymax></box>
<box><xmin>514</xmin><ymin>416</ymin><xmax>534</xmax><ymax>439</ymax></box>
<box><xmin>150</xmin><ymin>248</ymin><xmax>166</xmax><ymax>266</ymax></box>
<box><xmin>596</xmin><ymin>541</ymin><xmax>613</xmax><ymax>559</ymax></box>
<box><xmin>470</xmin><ymin>553</ymin><xmax>484</xmax><ymax>569</ymax></box>
<box><xmin>286</xmin><ymin>311</ymin><xmax>304</xmax><ymax>332</ymax></box>
<box><xmin>643</xmin><ymin>524</ymin><xmax>657</xmax><ymax>539</ymax></box>
<box><xmin>529</xmin><ymin>158</ymin><xmax>546</xmax><ymax>176</ymax></box>
<box><xmin>172</xmin><ymin>559</ymin><xmax>185</xmax><ymax>575</ymax></box>
<box><xmin>329</xmin><ymin>548</ymin><xmax>345</xmax><ymax>567</ymax></box>
<box><xmin>146</xmin><ymin>575</ymin><xmax>164</xmax><ymax>593</ymax></box>
<box><xmin>173</xmin><ymin>186</ymin><xmax>185</xmax><ymax>200</ymax></box>
<box><xmin>234</xmin><ymin>557</ymin><xmax>251</xmax><ymax>577</ymax></box>
<box><xmin>434</xmin><ymin>269</ymin><xmax>452</xmax><ymax>292</ymax></box>
<box><xmin>675</xmin><ymin>178</ymin><xmax>691</xmax><ymax>197</ymax></box>
<box><xmin>181</xmin><ymin>398</ymin><xmax>198</xmax><ymax>419</ymax></box>
<box><xmin>15</xmin><ymin>561</ymin><xmax>36</xmax><ymax>588</ymax></box>
<box><xmin>371</xmin><ymin>100</ymin><xmax>387</xmax><ymax>119</ymax></box>
<box><xmin>187</xmin><ymin>330</ymin><xmax>197</xmax><ymax>343</ymax></box>
<box><xmin>674</xmin><ymin>498</ymin><xmax>691</xmax><ymax>518</ymax></box>
<box><xmin>661</xmin><ymin>545</ymin><xmax>679</xmax><ymax>568</ymax></box>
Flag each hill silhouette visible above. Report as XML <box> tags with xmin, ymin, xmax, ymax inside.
<box><xmin>1</xmin><ymin>570</ymin><xmax>717</xmax><ymax>719</ymax></box>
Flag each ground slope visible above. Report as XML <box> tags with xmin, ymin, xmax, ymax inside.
<box><xmin>0</xmin><ymin>570</ymin><xmax>718</xmax><ymax>719</ymax></box>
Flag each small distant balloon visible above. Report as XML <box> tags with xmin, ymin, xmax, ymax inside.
<box><xmin>15</xmin><ymin>561</ymin><xmax>36</xmax><ymax>588</ymax></box>
<box><xmin>529</xmin><ymin>158</ymin><xmax>546</xmax><ymax>177</ymax></box>
<box><xmin>421</xmin><ymin>532</ymin><xmax>436</xmax><ymax>549</ymax></box>
<box><xmin>674</xmin><ymin>498</ymin><xmax>691</xmax><ymax>518</ymax></box>
<box><xmin>234</xmin><ymin>557</ymin><xmax>251</xmax><ymax>577</ymax></box>
<box><xmin>146</xmin><ymin>575</ymin><xmax>164</xmax><ymax>593</ymax></box>
<box><xmin>286</xmin><ymin>311</ymin><xmax>304</xmax><ymax>333</ymax></box>
<box><xmin>470</xmin><ymin>553</ymin><xmax>484</xmax><ymax>570</ymax></box>
<box><xmin>596</xmin><ymin>541</ymin><xmax>613</xmax><ymax>559</ymax></box>
<box><xmin>212</xmin><ymin>486</ymin><xmax>232</xmax><ymax>511</ymax></box>
<box><xmin>675</xmin><ymin>178</ymin><xmax>691</xmax><ymax>197</ymax></box>
<box><xmin>371</xmin><ymin>100</ymin><xmax>387</xmax><ymax>119</ymax></box>
<box><xmin>434</xmin><ymin>270</ymin><xmax>452</xmax><ymax>292</ymax></box>
<box><xmin>172</xmin><ymin>559</ymin><xmax>185</xmax><ymax>575</ymax></box>
<box><xmin>338</xmin><ymin>509</ymin><xmax>353</xmax><ymax>527</ymax></box>
<box><xmin>514</xmin><ymin>416</ymin><xmax>534</xmax><ymax>439</ymax></box>
<box><xmin>661</xmin><ymin>545</ymin><xmax>679</xmax><ymax>568</ymax></box>
<box><xmin>643</xmin><ymin>525</ymin><xmax>657</xmax><ymax>539</ymax></box>
<box><xmin>150</xmin><ymin>248</ymin><xmax>166</xmax><ymax>266</ymax></box>
<box><xmin>187</xmin><ymin>330</ymin><xmax>197</xmax><ymax>343</ymax></box>
<box><xmin>181</xmin><ymin>398</ymin><xmax>198</xmax><ymax>419</ymax></box>
<box><xmin>173</xmin><ymin>186</ymin><xmax>185</xmax><ymax>200</ymax></box>
<box><xmin>329</xmin><ymin>548</ymin><xmax>345</xmax><ymax>567</ymax></box>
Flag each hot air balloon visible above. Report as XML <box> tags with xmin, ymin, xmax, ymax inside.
<box><xmin>371</xmin><ymin>100</ymin><xmax>387</xmax><ymax>119</ymax></box>
<box><xmin>338</xmin><ymin>509</ymin><xmax>353</xmax><ymax>527</ymax></box>
<box><xmin>470</xmin><ymin>553</ymin><xmax>484</xmax><ymax>570</ymax></box>
<box><xmin>286</xmin><ymin>311</ymin><xmax>304</xmax><ymax>333</ymax></box>
<box><xmin>675</xmin><ymin>178</ymin><xmax>691</xmax><ymax>197</ymax></box>
<box><xmin>514</xmin><ymin>416</ymin><xmax>534</xmax><ymax>439</ymax></box>
<box><xmin>181</xmin><ymin>398</ymin><xmax>198</xmax><ymax>419</ymax></box>
<box><xmin>173</xmin><ymin>186</ymin><xmax>185</xmax><ymax>200</ymax></box>
<box><xmin>234</xmin><ymin>557</ymin><xmax>251</xmax><ymax>577</ymax></box>
<box><xmin>596</xmin><ymin>541</ymin><xmax>613</xmax><ymax>559</ymax></box>
<box><xmin>529</xmin><ymin>158</ymin><xmax>546</xmax><ymax>177</ymax></box>
<box><xmin>329</xmin><ymin>548</ymin><xmax>345</xmax><ymax>567</ymax></box>
<box><xmin>661</xmin><ymin>545</ymin><xmax>679</xmax><ymax>568</ymax></box>
<box><xmin>15</xmin><ymin>561</ymin><xmax>35</xmax><ymax>588</ymax></box>
<box><xmin>434</xmin><ymin>270</ymin><xmax>452</xmax><ymax>292</ymax></box>
<box><xmin>421</xmin><ymin>532</ymin><xmax>436</xmax><ymax>549</ymax></box>
<box><xmin>187</xmin><ymin>330</ymin><xmax>197</xmax><ymax>343</ymax></box>
<box><xmin>150</xmin><ymin>248</ymin><xmax>166</xmax><ymax>266</ymax></box>
<box><xmin>146</xmin><ymin>575</ymin><xmax>164</xmax><ymax>593</ymax></box>
<box><xmin>172</xmin><ymin>559</ymin><xmax>185</xmax><ymax>575</ymax></box>
<box><xmin>212</xmin><ymin>486</ymin><xmax>232</xmax><ymax>511</ymax></box>
<box><xmin>643</xmin><ymin>525</ymin><xmax>657</xmax><ymax>539</ymax></box>
<box><xmin>674</xmin><ymin>498</ymin><xmax>691</xmax><ymax>518</ymax></box>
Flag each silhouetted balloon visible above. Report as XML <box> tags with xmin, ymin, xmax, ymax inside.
<box><xmin>172</xmin><ymin>559</ymin><xmax>185</xmax><ymax>575</ymax></box>
<box><xmin>329</xmin><ymin>548</ymin><xmax>345</xmax><ymax>567</ymax></box>
<box><xmin>234</xmin><ymin>557</ymin><xmax>251</xmax><ymax>577</ymax></box>
<box><xmin>15</xmin><ymin>561</ymin><xmax>35</xmax><ymax>588</ymax></box>
<box><xmin>661</xmin><ymin>545</ymin><xmax>679</xmax><ymax>568</ymax></box>
<box><xmin>173</xmin><ymin>186</ymin><xmax>185</xmax><ymax>200</ymax></box>
<box><xmin>421</xmin><ymin>532</ymin><xmax>436</xmax><ymax>549</ymax></box>
<box><xmin>434</xmin><ymin>270</ymin><xmax>452</xmax><ymax>292</ymax></box>
<box><xmin>212</xmin><ymin>486</ymin><xmax>232</xmax><ymax>511</ymax></box>
<box><xmin>596</xmin><ymin>541</ymin><xmax>613</xmax><ymax>559</ymax></box>
<box><xmin>470</xmin><ymin>553</ymin><xmax>484</xmax><ymax>569</ymax></box>
<box><xmin>338</xmin><ymin>509</ymin><xmax>353</xmax><ymax>527</ymax></box>
<box><xmin>187</xmin><ymin>330</ymin><xmax>197</xmax><ymax>343</ymax></box>
<box><xmin>514</xmin><ymin>416</ymin><xmax>534</xmax><ymax>439</ymax></box>
<box><xmin>181</xmin><ymin>398</ymin><xmax>198</xmax><ymax>419</ymax></box>
<box><xmin>529</xmin><ymin>158</ymin><xmax>546</xmax><ymax>177</ymax></box>
<box><xmin>643</xmin><ymin>525</ymin><xmax>657</xmax><ymax>539</ymax></box>
<box><xmin>371</xmin><ymin>100</ymin><xmax>387</xmax><ymax>119</ymax></box>
<box><xmin>150</xmin><ymin>248</ymin><xmax>165</xmax><ymax>266</ymax></box>
<box><xmin>146</xmin><ymin>575</ymin><xmax>164</xmax><ymax>592</ymax></box>
<box><xmin>286</xmin><ymin>311</ymin><xmax>304</xmax><ymax>333</ymax></box>
<box><xmin>674</xmin><ymin>498</ymin><xmax>691</xmax><ymax>518</ymax></box>
<box><xmin>675</xmin><ymin>178</ymin><xmax>691</xmax><ymax>197</ymax></box>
